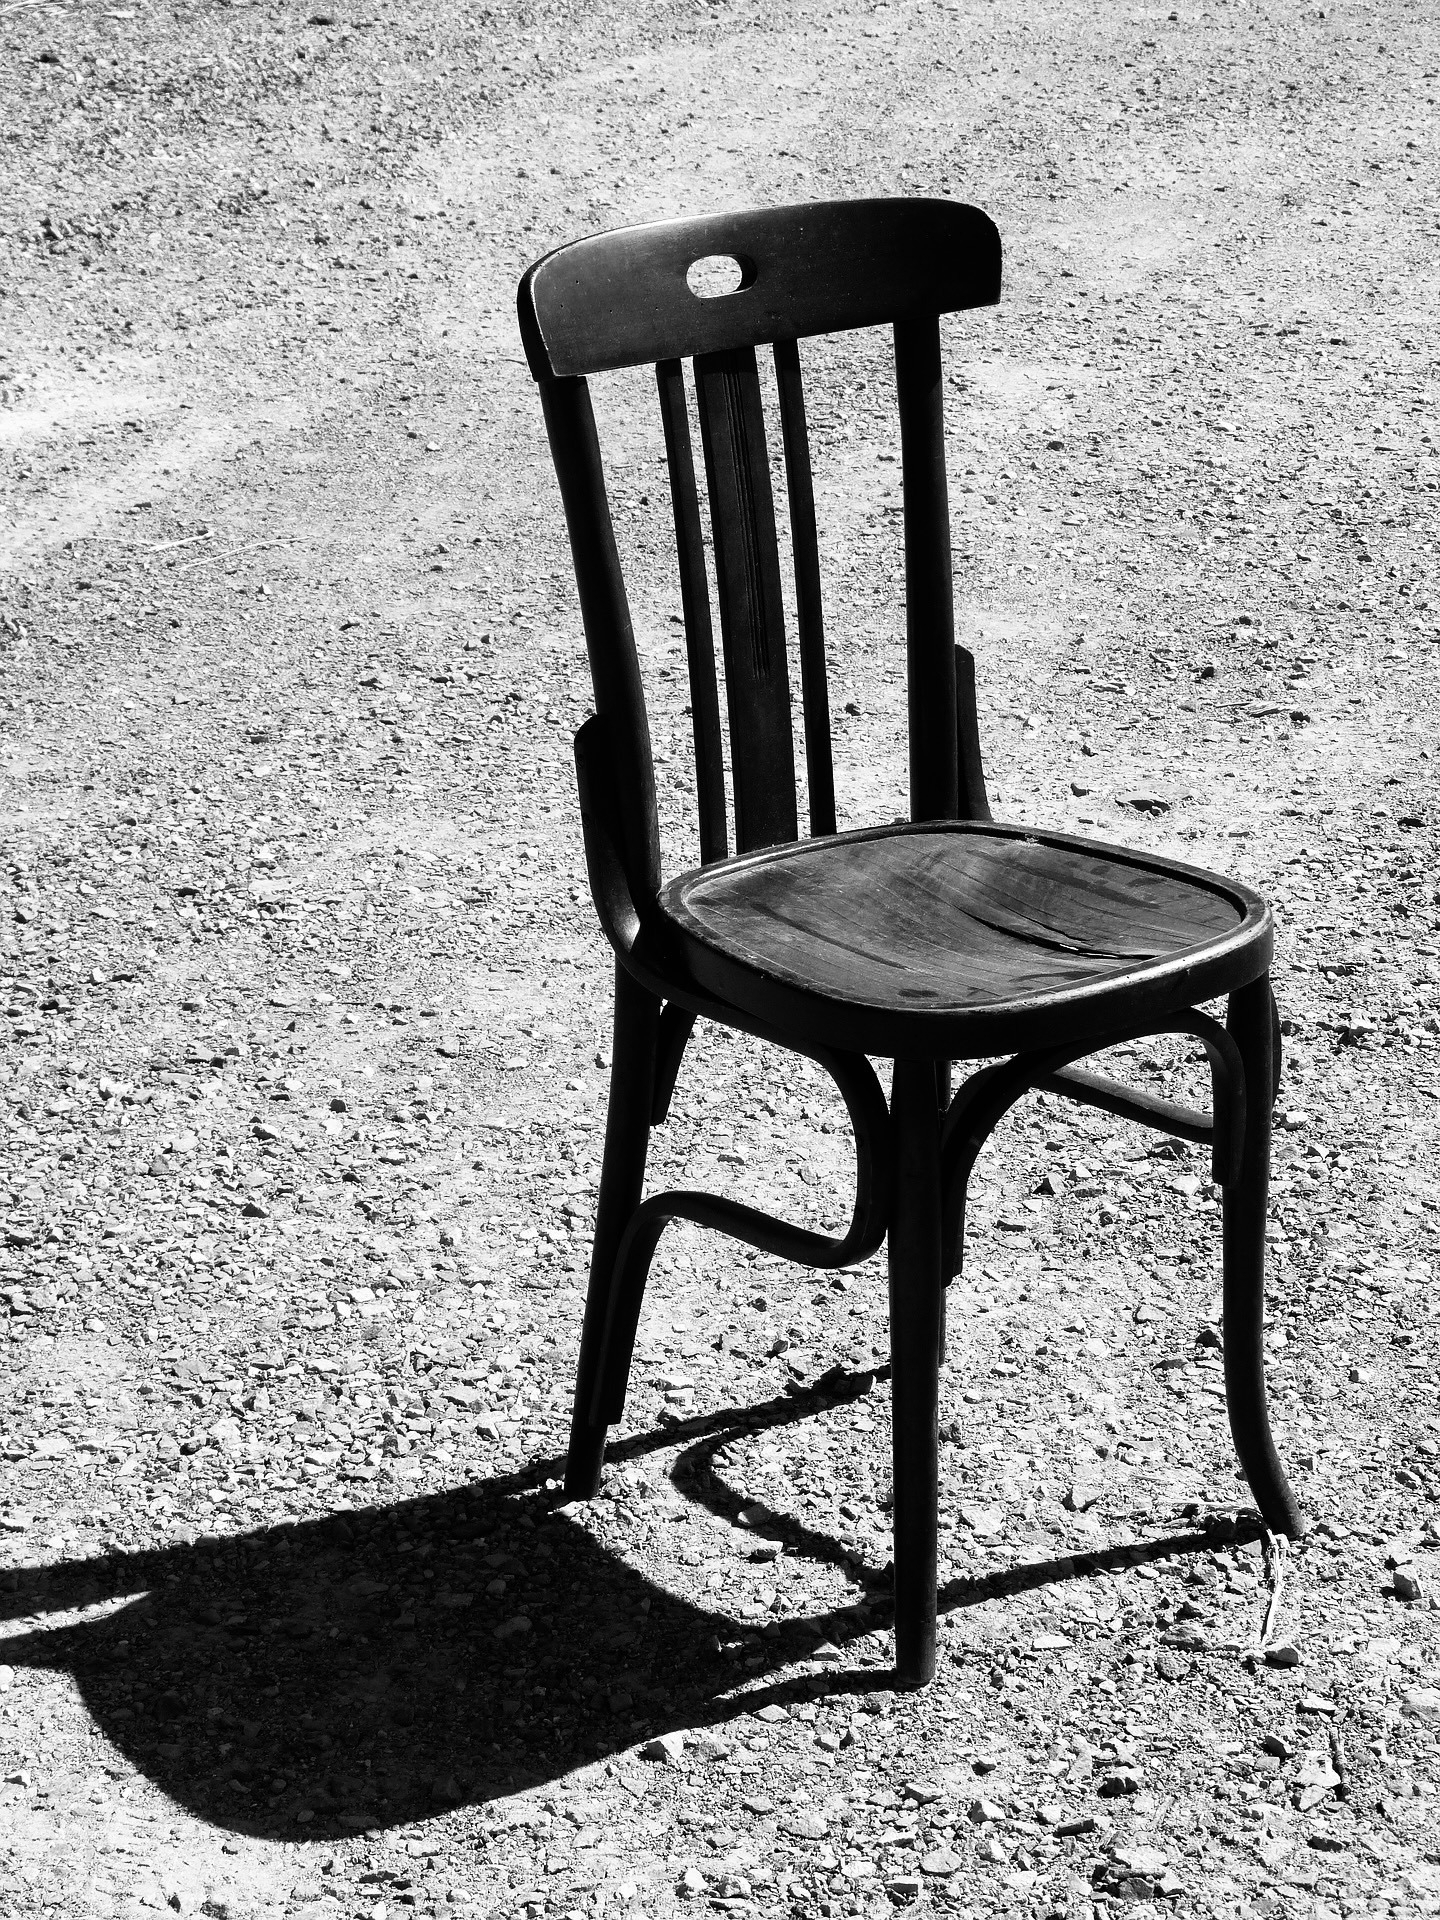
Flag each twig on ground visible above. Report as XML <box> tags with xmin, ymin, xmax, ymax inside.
<box><xmin>176</xmin><ymin>539</ymin><xmax>273</xmax><ymax>570</ymax></box>
<box><xmin>146</xmin><ymin>532</ymin><xmax>215</xmax><ymax>553</ymax></box>
<box><xmin>1259</xmin><ymin>1528</ymin><xmax>1287</xmax><ymax>1646</ymax></box>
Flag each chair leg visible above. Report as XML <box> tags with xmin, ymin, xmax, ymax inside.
<box><xmin>565</xmin><ymin>962</ymin><xmax>660</xmax><ymax>1499</ymax></box>
<box><xmin>888</xmin><ymin>1057</ymin><xmax>945</xmax><ymax>1688</ymax></box>
<box><xmin>1222</xmin><ymin>976</ymin><xmax>1308</xmax><ymax>1538</ymax></box>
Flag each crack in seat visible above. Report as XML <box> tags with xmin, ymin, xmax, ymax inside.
<box><xmin>660</xmin><ymin>820</ymin><xmax>1269</xmax><ymax>1058</ymax></box>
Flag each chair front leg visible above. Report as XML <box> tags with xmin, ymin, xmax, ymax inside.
<box><xmin>565</xmin><ymin>960</ymin><xmax>661</xmax><ymax>1499</ymax></box>
<box><xmin>889</xmin><ymin>1056</ymin><xmax>946</xmax><ymax>1687</ymax></box>
<box><xmin>1222</xmin><ymin>975</ymin><xmax>1308</xmax><ymax>1538</ymax></box>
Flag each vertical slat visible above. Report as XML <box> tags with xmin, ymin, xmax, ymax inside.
<box><xmin>656</xmin><ymin>360</ymin><xmax>729</xmax><ymax>865</ymax></box>
<box><xmin>893</xmin><ymin>316</ymin><xmax>958</xmax><ymax>825</ymax></box>
<box><xmin>693</xmin><ymin>346</ymin><xmax>799</xmax><ymax>854</ymax></box>
<box><xmin>539</xmin><ymin>375</ymin><xmax>661</xmax><ymax>900</ymax></box>
<box><xmin>773</xmin><ymin>339</ymin><xmax>836</xmax><ymax>839</ymax></box>
<box><xmin>955</xmin><ymin>643</ymin><xmax>993</xmax><ymax>822</ymax></box>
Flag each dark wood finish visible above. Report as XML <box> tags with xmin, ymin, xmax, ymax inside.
<box><xmin>1223</xmin><ymin>976</ymin><xmax>1308</xmax><ymax>1536</ymax></box>
<box><xmin>521</xmin><ymin>198</ymin><xmax>1306</xmax><ymax>1690</ymax></box>
<box><xmin>774</xmin><ymin>338</ymin><xmax>837</xmax><ymax>839</ymax></box>
<box><xmin>889</xmin><ymin>1057</ymin><xmax>945</xmax><ymax>1687</ymax></box>
<box><xmin>518</xmin><ymin>199</ymin><xmax>1001</xmax><ymax>380</ymax></box>
<box><xmin>565</xmin><ymin>962</ymin><xmax>660</xmax><ymax>1498</ymax></box>
<box><xmin>661</xmin><ymin>820</ymin><xmax>1269</xmax><ymax>1060</ymax></box>
<box><xmin>693</xmin><ymin>347</ymin><xmax>799</xmax><ymax>853</ymax></box>
<box><xmin>591</xmin><ymin>1041</ymin><xmax>890</xmax><ymax>1425</ymax></box>
<box><xmin>895</xmin><ymin>316</ymin><xmax>958</xmax><ymax>824</ymax></box>
<box><xmin>540</xmin><ymin>380</ymin><xmax>659</xmax><ymax>905</ymax></box>
<box><xmin>656</xmin><ymin>359</ymin><xmax>728</xmax><ymax>866</ymax></box>
<box><xmin>955</xmin><ymin>645</ymin><xmax>992</xmax><ymax>823</ymax></box>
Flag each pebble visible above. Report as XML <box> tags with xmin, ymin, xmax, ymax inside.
<box><xmin>959</xmin><ymin>1503</ymin><xmax>1003</xmax><ymax>1536</ymax></box>
<box><xmin>1098</xmin><ymin>1770</ymin><xmax>1141</xmax><ymax>1798</ymax></box>
<box><xmin>902</xmin><ymin>1778</ymin><xmax>942</xmax><ymax>1805</ymax></box>
<box><xmin>1054</xmin><ymin>1815</ymin><xmax>1099</xmax><ymax>1838</ymax></box>
<box><xmin>1265</xmin><ymin>1643</ymin><xmax>1303</xmax><ymax>1668</ymax></box>
<box><xmin>781</xmin><ymin>1809</ymin><xmax>827</xmax><ymax>1840</ymax></box>
<box><xmin>1393</xmin><ymin>1569</ymin><xmax>1423</xmax><ymax>1603</ymax></box>
<box><xmin>641</xmin><ymin>1732</ymin><xmax>686</xmax><ymax>1765</ymax></box>
<box><xmin>919</xmin><ymin>1850</ymin><xmax>961</xmax><ymax>1877</ymax></box>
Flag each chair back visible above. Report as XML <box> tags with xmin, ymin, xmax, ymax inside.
<box><xmin>517</xmin><ymin>199</ymin><xmax>1002</xmax><ymax>902</ymax></box>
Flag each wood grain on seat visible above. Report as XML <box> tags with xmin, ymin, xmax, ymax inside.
<box><xmin>661</xmin><ymin>822</ymin><xmax>1266</xmax><ymax>1051</ymax></box>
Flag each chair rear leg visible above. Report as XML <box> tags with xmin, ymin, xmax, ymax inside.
<box><xmin>566</xmin><ymin>962</ymin><xmax>660</xmax><ymax>1499</ymax></box>
<box><xmin>888</xmin><ymin>1057</ymin><xmax>945</xmax><ymax>1688</ymax></box>
<box><xmin>1222</xmin><ymin>975</ymin><xmax>1308</xmax><ymax>1538</ymax></box>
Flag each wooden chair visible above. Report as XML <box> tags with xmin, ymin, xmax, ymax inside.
<box><xmin>516</xmin><ymin>198</ymin><xmax>1306</xmax><ymax>1687</ymax></box>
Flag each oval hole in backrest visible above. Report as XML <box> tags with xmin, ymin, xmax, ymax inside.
<box><xmin>686</xmin><ymin>253</ymin><xmax>755</xmax><ymax>299</ymax></box>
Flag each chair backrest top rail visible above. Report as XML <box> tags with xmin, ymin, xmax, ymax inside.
<box><xmin>518</xmin><ymin>197</ymin><xmax>1002</xmax><ymax>381</ymax></box>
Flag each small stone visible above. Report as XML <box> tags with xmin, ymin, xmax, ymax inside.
<box><xmin>1393</xmin><ymin>1569</ymin><xmax>1422</xmax><ymax>1603</ymax></box>
<box><xmin>959</xmin><ymin>1503</ymin><xmax>1003</xmax><ymax>1536</ymax></box>
<box><xmin>1162</xmin><ymin>1625</ymin><xmax>1209</xmax><ymax>1653</ymax></box>
<box><xmin>1120</xmin><ymin>790</ymin><xmax>1171</xmax><ymax>814</ymax></box>
<box><xmin>1070</xmin><ymin>781</ymin><xmax>1091</xmax><ymax>798</ymax></box>
<box><xmin>1064</xmin><ymin>1477</ymin><xmax>1100</xmax><ymax>1513</ymax></box>
<box><xmin>1307</xmin><ymin>1833</ymin><xmax>1346</xmax><ymax>1854</ymax></box>
<box><xmin>0</xmin><ymin>1666</ymin><xmax>13</xmax><ymax>1693</ymax></box>
<box><xmin>1113</xmin><ymin>1844</ymin><xmax>1169</xmax><ymax>1878</ymax></box>
<box><xmin>1098</xmin><ymin>1770</ymin><xmax>1140</xmax><ymax>1798</ymax></box>
<box><xmin>1265</xmin><ymin>1642</ymin><xmax>1303</xmax><ymax>1668</ymax></box>
<box><xmin>1262</xmin><ymin>1732</ymin><xmax>1294</xmax><ymax>1760</ymax></box>
<box><xmin>977</xmin><ymin>1836</ymin><xmax>1008</xmax><ymax>1865</ymax></box>
<box><xmin>753</xmin><ymin>1702</ymin><xmax>789</xmax><ymax>1724</ymax></box>
<box><xmin>782</xmin><ymin>1810</ymin><xmax>827</xmax><ymax>1840</ymax></box>
<box><xmin>919</xmin><ymin>1850</ymin><xmax>962</xmax><ymax>1877</ymax></box>
<box><xmin>1036</xmin><ymin>1801</ymin><xmax>1064</xmax><ymax>1825</ymax></box>
<box><xmin>967</xmin><ymin>1797</ymin><xmax>1005</xmax><ymax>1825</ymax></box>
<box><xmin>1054</xmin><ymin>1814</ymin><xmax>1098</xmax><ymax>1838</ymax></box>
<box><xmin>902</xmin><ymin>1778</ymin><xmax>943</xmax><ymax>1805</ymax></box>
<box><xmin>741</xmin><ymin>1795</ymin><xmax>773</xmax><ymax>1815</ymax></box>
<box><xmin>1384</xmin><ymin>1538</ymin><xmax>1417</xmax><ymax>1570</ymax></box>
<box><xmin>642</xmin><ymin>1731</ymin><xmax>686</xmax><ymax>1765</ymax></box>
<box><xmin>885</xmin><ymin>1875</ymin><xmax>922</xmax><ymax>1902</ymax></box>
<box><xmin>1155</xmin><ymin>1650</ymin><xmax>1190</xmax><ymax>1682</ymax></box>
<box><xmin>810</xmin><ymin>1641</ymin><xmax>844</xmax><ymax>1665</ymax></box>
<box><xmin>680</xmin><ymin>1867</ymin><xmax>707</xmax><ymax>1895</ymax></box>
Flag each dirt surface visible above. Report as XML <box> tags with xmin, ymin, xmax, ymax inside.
<box><xmin>3</xmin><ymin>0</ymin><xmax>1440</xmax><ymax>1916</ymax></box>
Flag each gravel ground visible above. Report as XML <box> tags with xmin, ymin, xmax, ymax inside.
<box><xmin>3</xmin><ymin>1</ymin><xmax>1440</xmax><ymax>1917</ymax></box>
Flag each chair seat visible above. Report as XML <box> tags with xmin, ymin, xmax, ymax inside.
<box><xmin>658</xmin><ymin>820</ymin><xmax>1271</xmax><ymax>1058</ymax></box>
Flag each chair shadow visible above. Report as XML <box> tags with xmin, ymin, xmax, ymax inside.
<box><xmin>0</xmin><ymin>1366</ymin><xmax>1253</xmax><ymax>1839</ymax></box>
